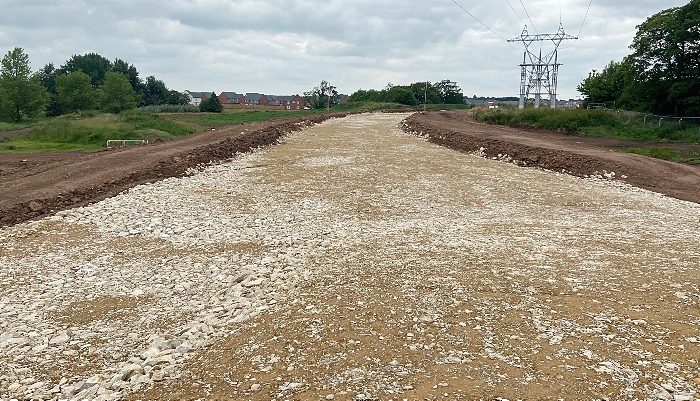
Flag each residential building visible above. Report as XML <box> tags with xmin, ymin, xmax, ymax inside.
<box><xmin>184</xmin><ymin>90</ymin><xmax>204</xmax><ymax>106</ymax></box>
<box><xmin>278</xmin><ymin>95</ymin><xmax>305</xmax><ymax>110</ymax></box>
<box><xmin>244</xmin><ymin>93</ymin><xmax>267</xmax><ymax>106</ymax></box>
<box><xmin>219</xmin><ymin>92</ymin><xmax>244</xmax><ymax>105</ymax></box>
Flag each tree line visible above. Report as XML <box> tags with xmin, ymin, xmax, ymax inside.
<box><xmin>577</xmin><ymin>0</ymin><xmax>700</xmax><ymax>117</ymax></box>
<box><xmin>0</xmin><ymin>48</ymin><xmax>188</xmax><ymax>122</ymax></box>
<box><xmin>349</xmin><ymin>80</ymin><xmax>465</xmax><ymax>106</ymax></box>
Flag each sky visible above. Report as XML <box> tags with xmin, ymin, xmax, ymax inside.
<box><xmin>0</xmin><ymin>0</ymin><xmax>690</xmax><ymax>100</ymax></box>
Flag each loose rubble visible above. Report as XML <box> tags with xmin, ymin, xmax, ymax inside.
<box><xmin>1</xmin><ymin>113</ymin><xmax>699</xmax><ymax>400</ymax></box>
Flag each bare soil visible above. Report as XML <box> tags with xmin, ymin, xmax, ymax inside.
<box><xmin>1</xmin><ymin>109</ymin><xmax>699</xmax><ymax>228</ymax></box>
<box><xmin>0</xmin><ymin>112</ymin><xmax>354</xmax><ymax>227</ymax></box>
<box><xmin>403</xmin><ymin>110</ymin><xmax>700</xmax><ymax>204</ymax></box>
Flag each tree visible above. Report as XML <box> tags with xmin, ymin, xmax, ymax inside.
<box><xmin>409</xmin><ymin>82</ymin><xmax>440</xmax><ymax>105</ymax></box>
<box><xmin>142</xmin><ymin>75</ymin><xmax>169</xmax><ymax>106</ymax></box>
<box><xmin>165</xmin><ymin>90</ymin><xmax>190</xmax><ymax>105</ymax></box>
<box><xmin>56</xmin><ymin>70</ymin><xmax>97</xmax><ymax>113</ymax></box>
<box><xmin>435</xmin><ymin>80</ymin><xmax>464</xmax><ymax>104</ymax></box>
<box><xmin>628</xmin><ymin>0</ymin><xmax>700</xmax><ymax>115</ymax></box>
<box><xmin>59</xmin><ymin>53</ymin><xmax>113</xmax><ymax>88</ymax></box>
<box><xmin>99</xmin><ymin>71</ymin><xmax>139</xmax><ymax>113</ymax></box>
<box><xmin>0</xmin><ymin>47</ymin><xmax>49</xmax><ymax>122</ymax></box>
<box><xmin>304</xmin><ymin>80</ymin><xmax>339</xmax><ymax>109</ymax></box>
<box><xmin>583</xmin><ymin>1</ymin><xmax>700</xmax><ymax>116</ymax></box>
<box><xmin>112</xmin><ymin>58</ymin><xmax>142</xmax><ymax>94</ymax></box>
<box><xmin>200</xmin><ymin>91</ymin><xmax>223</xmax><ymax>112</ymax></box>
<box><xmin>38</xmin><ymin>63</ymin><xmax>61</xmax><ymax>116</ymax></box>
<box><xmin>576</xmin><ymin>60</ymin><xmax>630</xmax><ymax>107</ymax></box>
<box><xmin>386</xmin><ymin>86</ymin><xmax>418</xmax><ymax>106</ymax></box>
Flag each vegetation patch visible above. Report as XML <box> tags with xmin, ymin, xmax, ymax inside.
<box><xmin>474</xmin><ymin>108</ymin><xmax>700</xmax><ymax>143</ymax></box>
<box><xmin>1</xmin><ymin>112</ymin><xmax>198</xmax><ymax>153</ymax></box>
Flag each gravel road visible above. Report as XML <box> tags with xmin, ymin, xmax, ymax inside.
<box><xmin>1</xmin><ymin>113</ymin><xmax>699</xmax><ymax>401</ymax></box>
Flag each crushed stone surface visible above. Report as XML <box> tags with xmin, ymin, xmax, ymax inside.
<box><xmin>1</xmin><ymin>113</ymin><xmax>699</xmax><ymax>401</ymax></box>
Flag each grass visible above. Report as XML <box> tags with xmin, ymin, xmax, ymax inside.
<box><xmin>622</xmin><ymin>147</ymin><xmax>700</xmax><ymax>165</ymax></box>
<box><xmin>0</xmin><ymin>122</ymin><xmax>32</xmax><ymax>132</ymax></box>
<box><xmin>0</xmin><ymin>111</ymin><xmax>199</xmax><ymax>153</ymax></box>
<box><xmin>473</xmin><ymin>107</ymin><xmax>700</xmax><ymax>143</ymax></box>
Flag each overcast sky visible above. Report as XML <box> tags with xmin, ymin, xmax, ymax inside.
<box><xmin>0</xmin><ymin>0</ymin><xmax>689</xmax><ymax>100</ymax></box>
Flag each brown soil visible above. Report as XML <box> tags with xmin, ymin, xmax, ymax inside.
<box><xmin>0</xmin><ymin>112</ymin><xmax>355</xmax><ymax>227</ymax></box>
<box><xmin>404</xmin><ymin>110</ymin><xmax>700</xmax><ymax>204</ymax></box>
<box><xmin>1</xmin><ymin>110</ymin><xmax>699</xmax><ymax>228</ymax></box>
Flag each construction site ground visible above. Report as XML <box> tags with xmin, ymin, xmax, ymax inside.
<box><xmin>0</xmin><ymin>111</ymin><xmax>699</xmax><ymax>401</ymax></box>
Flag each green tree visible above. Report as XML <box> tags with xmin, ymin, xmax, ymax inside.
<box><xmin>142</xmin><ymin>75</ymin><xmax>169</xmax><ymax>106</ymax></box>
<box><xmin>112</xmin><ymin>58</ymin><xmax>142</xmax><ymax>94</ymax></box>
<box><xmin>386</xmin><ymin>86</ymin><xmax>418</xmax><ymax>106</ymax></box>
<box><xmin>628</xmin><ymin>0</ymin><xmax>700</xmax><ymax>115</ymax></box>
<box><xmin>435</xmin><ymin>80</ymin><xmax>464</xmax><ymax>104</ymax></box>
<box><xmin>59</xmin><ymin>53</ymin><xmax>113</xmax><ymax>88</ymax></box>
<box><xmin>576</xmin><ymin>60</ymin><xmax>630</xmax><ymax>107</ymax></box>
<box><xmin>304</xmin><ymin>80</ymin><xmax>339</xmax><ymax>109</ymax></box>
<box><xmin>409</xmin><ymin>82</ymin><xmax>440</xmax><ymax>105</ymax></box>
<box><xmin>0</xmin><ymin>47</ymin><xmax>49</xmax><ymax>122</ymax></box>
<box><xmin>200</xmin><ymin>92</ymin><xmax>223</xmax><ymax>112</ymax></box>
<box><xmin>56</xmin><ymin>70</ymin><xmax>97</xmax><ymax>113</ymax></box>
<box><xmin>165</xmin><ymin>90</ymin><xmax>190</xmax><ymax>105</ymax></box>
<box><xmin>99</xmin><ymin>71</ymin><xmax>139</xmax><ymax>113</ymax></box>
<box><xmin>38</xmin><ymin>62</ymin><xmax>62</xmax><ymax>116</ymax></box>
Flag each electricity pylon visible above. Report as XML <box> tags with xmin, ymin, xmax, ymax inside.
<box><xmin>508</xmin><ymin>24</ymin><xmax>577</xmax><ymax>108</ymax></box>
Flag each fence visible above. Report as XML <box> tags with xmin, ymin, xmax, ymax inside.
<box><xmin>609</xmin><ymin>110</ymin><xmax>700</xmax><ymax>131</ymax></box>
<box><xmin>106</xmin><ymin>140</ymin><xmax>149</xmax><ymax>148</ymax></box>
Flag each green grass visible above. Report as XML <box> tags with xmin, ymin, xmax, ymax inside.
<box><xmin>473</xmin><ymin>107</ymin><xmax>700</xmax><ymax>143</ymax></box>
<box><xmin>189</xmin><ymin>109</ymin><xmax>322</xmax><ymax>126</ymax></box>
<box><xmin>0</xmin><ymin>111</ymin><xmax>198</xmax><ymax>153</ymax></box>
<box><xmin>0</xmin><ymin>121</ymin><xmax>32</xmax><ymax>131</ymax></box>
<box><xmin>623</xmin><ymin>147</ymin><xmax>682</xmax><ymax>161</ymax></box>
<box><xmin>622</xmin><ymin>147</ymin><xmax>700</xmax><ymax>165</ymax></box>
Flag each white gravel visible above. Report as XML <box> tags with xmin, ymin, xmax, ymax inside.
<box><xmin>1</xmin><ymin>113</ymin><xmax>699</xmax><ymax>400</ymax></box>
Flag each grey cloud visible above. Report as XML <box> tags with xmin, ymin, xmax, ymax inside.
<box><xmin>0</xmin><ymin>0</ymin><xmax>690</xmax><ymax>98</ymax></box>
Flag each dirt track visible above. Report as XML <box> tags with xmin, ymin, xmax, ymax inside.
<box><xmin>2</xmin><ymin>110</ymin><xmax>699</xmax><ymax>229</ymax></box>
<box><xmin>0</xmin><ymin>112</ymin><xmax>354</xmax><ymax>227</ymax></box>
<box><xmin>2</xmin><ymin>113</ymin><xmax>699</xmax><ymax>401</ymax></box>
<box><xmin>403</xmin><ymin>111</ymin><xmax>700</xmax><ymax>204</ymax></box>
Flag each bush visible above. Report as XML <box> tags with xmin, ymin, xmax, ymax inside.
<box><xmin>138</xmin><ymin>104</ymin><xmax>200</xmax><ymax>113</ymax></box>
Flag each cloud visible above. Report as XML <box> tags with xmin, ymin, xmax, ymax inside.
<box><xmin>0</xmin><ymin>0</ymin><xmax>689</xmax><ymax>99</ymax></box>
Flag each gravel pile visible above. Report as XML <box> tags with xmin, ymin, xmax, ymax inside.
<box><xmin>1</xmin><ymin>113</ymin><xmax>699</xmax><ymax>400</ymax></box>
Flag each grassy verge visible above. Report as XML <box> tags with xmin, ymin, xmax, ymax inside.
<box><xmin>622</xmin><ymin>148</ymin><xmax>700</xmax><ymax>165</ymax></box>
<box><xmin>0</xmin><ymin>122</ymin><xmax>32</xmax><ymax>132</ymax></box>
<box><xmin>0</xmin><ymin>112</ymin><xmax>199</xmax><ymax>153</ymax></box>
<box><xmin>473</xmin><ymin>107</ymin><xmax>700</xmax><ymax>143</ymax></box>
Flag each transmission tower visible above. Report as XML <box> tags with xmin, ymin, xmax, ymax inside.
<box><xmin>508</xmin><ymin>23</ymin><xmax>577</xmax><ymax>108</ymax></box>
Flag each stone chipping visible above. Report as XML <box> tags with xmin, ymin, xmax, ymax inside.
<box><xmin>1</xmin><ymin>113</ymin><xmax>699</xmax><ymax>400</ymax></box>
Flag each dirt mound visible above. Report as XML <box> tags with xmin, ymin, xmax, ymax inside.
<box><xmin>402</xmin><ymin>111</ymin><xmax>700</xmax><ymax>204</ymax></box>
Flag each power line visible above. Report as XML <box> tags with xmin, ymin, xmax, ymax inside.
<box><xmin>450</xmin><ymin>0</ymin><xmax>518</xmax><ymax>49</ymax></box>
<box><xmin>505</xmin><ymin>0</ymin><xmax>527</xmax><ymax>27</ymax></box>
<box><xmin>564</xmin><ymin>0</ymin><xmax>593</xmax><ymax>49</ymax></box>
<box><xmin>576</xmin><ymin>0</ymin><xmax>593</xmax><ymax>38</ymax></box>
<box><xmin>519</xmin><ymin>0</ymin><xmax>538</xmax><ymax>34</ymax></box>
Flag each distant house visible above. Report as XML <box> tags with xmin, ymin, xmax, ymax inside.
<box><xmin>278</xmin><ymin>94</ymin><xmax>305</xmax><ymax>110</ymax></box>
<box><xmin>184</xmin><ymin>90</ymin><xmax>204</xmax><ymax>106</ymax></box>
<box><xmin>218</xmin><ymin>92</ymin><xmax>244</xmax><ymax>105</ymax></box>
<box><xmin>335</xmin><ymin>94</ymin><xmax>349</xmax><ymax>104</ymax></box>
<box><xmin>265</xmin><ymin>95</ymin><xmax>281</xmax><ymax>107</ymax></box>
<box><xmin>244</xmin><ymin>93</ymin><xmax>267</xmax><ymax>106</ymax></box>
